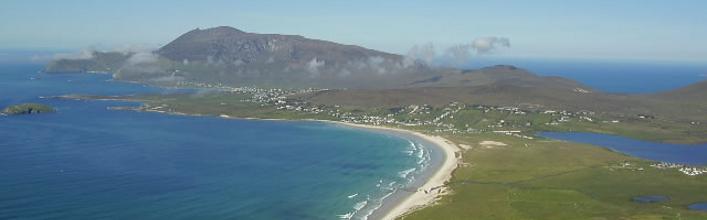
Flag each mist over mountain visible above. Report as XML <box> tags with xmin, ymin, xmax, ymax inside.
<box><xmin>46</xmin><ymin>26</ymin><xmax>433</xmax><ymax>88</ymax></box>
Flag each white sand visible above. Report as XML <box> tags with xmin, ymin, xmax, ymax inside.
<box><xmin>327</xmin><ymin>121</ymin><xmax>460</xmax><ymax>220</ymax></box>
<box><xmin>479</xmin><ymin>140</ymin><xmax>507</xmax><ymax>146</ymax></box>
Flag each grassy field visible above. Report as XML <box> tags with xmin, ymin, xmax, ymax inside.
<box><xmin>109</xmin><ymin>92</ymin><xmax>707</xmax><ymax>219</ymax></box>
<box><xmin>403</xmin><ymin>134</ymin><xmax>707</xmax><ymax>220</ymax></box>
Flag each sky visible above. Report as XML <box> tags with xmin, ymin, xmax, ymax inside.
<box><xmin>1</xmin><ymin>0</ymin><xmax>706</xmax><ymax>62</ymax></box>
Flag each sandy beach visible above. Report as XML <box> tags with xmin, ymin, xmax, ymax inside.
<box><xmin>327</xmin><ymin>121</ymin><xmax>460</xmax><ymax>220</ymax></box>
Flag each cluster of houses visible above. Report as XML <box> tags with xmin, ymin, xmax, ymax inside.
<box><xmin>541</xmin><ymin>110</ymin><xmax>597</xmax><ymax>125</ymax></box>
<box><xmin>650</xmin><ymin>162</ymin><xmax>706</xmax><ymax>176</ymax></box>
<box><xmin>484</xmin><ymin>106</ymin><xmax>528</xmax><ymax>115</ymax></box>
<box><xmin>176</xmin><ymin>81</ymin><xmax>228</xmax><ymax>89</ymax></box>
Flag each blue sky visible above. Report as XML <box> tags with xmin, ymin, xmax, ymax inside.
<box><xmin>1</xmin><ymin>0</ymin><xmax>706</xmax><ymax>61</ymax></box>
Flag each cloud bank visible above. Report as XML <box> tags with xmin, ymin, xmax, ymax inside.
<box><xmin>53</xmin><ymin>49</ymin><xmax>95</xmax><ymax>60</ymax></box>
<box><xmin>471</xmin><ymin>37</ymin><xmax>511</xmax><ymax>54</ymax></box>
<box><xmin>406</xmin><ymin>36</ymin><xmax>511</xmax><ymax>67</ymax></box>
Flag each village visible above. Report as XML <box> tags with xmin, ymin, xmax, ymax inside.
<box><xmin>651</xmin><ymin>162</ymin><xmax>707</xmax><ymax>176</ymax></box>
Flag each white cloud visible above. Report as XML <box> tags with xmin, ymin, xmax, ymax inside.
<box><xmin>406</xmin><ymin>43</ymin><xmax>436</xmax><ymax>64</ymax></box>
<box><xmin>307</xmin><ymin>57</ymin><xmax>325</xmax><ymax>76</ymax></box>
<box><xmin>471</xmin><ymin>37</ymin><xmax>510</xmax><ymax>54</ymax></box>
<box><xmin>444</xmin><ymin>44</ymin><xmax>473</xmax><ymax>65</ymax></box>
<box><xmin>405</xmin><ymin>37</ymin><xmax>512</xmax><ymax>67</ymax></box>
<box><xmin>53</xmin><ymin>49</ymin><xmax>95</xmax><ymax>60</ymax></box>
<box><xmin>126</xmin><ymin>52</ymin><xmax>159</xmax><ymax>65</ymax></box>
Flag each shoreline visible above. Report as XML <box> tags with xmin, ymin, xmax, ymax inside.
<box><xmin>327</xmin><ymin>121</ymin><xmax>459</xmax><ymax>220</ymax></box>
<box><xmin>134</xmin><ymin>109</ymin><xmax>460</xmax><ymax>220</ymax></box>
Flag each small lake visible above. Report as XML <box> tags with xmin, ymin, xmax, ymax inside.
<box><xmin>632</xmin><ymin>195</ymin><xmax>670</xmax><ymax>203</ymax></box>
<box><xmin>539</xmin><ymin>132</ymin><xmax>707</xmax><ymax>166</ymax></box>
<box><xmin>689</xmin><ymin>202</ymin><xmax>707</xmax><ymax>212</ymax></box>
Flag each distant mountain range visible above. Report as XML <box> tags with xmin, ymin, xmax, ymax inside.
<box><xmin>45</xmin><ymin>26</ymin><xmax>706</xmax><ymax>121</ymax></box>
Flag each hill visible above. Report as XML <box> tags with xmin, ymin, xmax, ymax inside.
<box><xmin>652</xmin><ymin>80</ymin><xmax>707</xmax><ymax>103</ymax></box>
<box><xmin>410</xmin><ymin>65</ymin><xmax>591</xmax><ymax>91</ymax></box>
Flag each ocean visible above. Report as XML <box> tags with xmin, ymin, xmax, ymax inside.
<box><xmin>0</xmin><ymin>63</ymin><xmax>430</xmax><ymax>219</ymax></box>
<box><xmin>1</xmin><ymin>58</ymin><xmax>706</xmax><ymax>219</ymax></box>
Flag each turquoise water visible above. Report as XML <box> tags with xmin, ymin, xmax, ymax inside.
<box><xmin>539</xmin><ymin>132</ymin><xmax>707</xmax><ymax>165</ymax></box>
<box><xmin>0</xmin><ymin>64</ymin><xmax>429</xmax><ymax>219</ymax></box>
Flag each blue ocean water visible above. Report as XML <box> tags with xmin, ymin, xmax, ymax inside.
<box><xmin>539</xmin><ymin>132</ymin><xmax>707</xmax><ymax>165</ymax></box>
<box><xmin>0</xmin><ymin>64</ymin><xmax>429</xmax><ymax>219</ymax></box>
<box><xmin>467</xmin><ymin>58</ymin><xmax>707</xmax><ymax>93</ymax></box>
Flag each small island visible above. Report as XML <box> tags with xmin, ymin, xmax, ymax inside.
<box><xmin>2</xmin><ymin>103</ymin><xmax>55</xmax><ymax>115</ymax></box>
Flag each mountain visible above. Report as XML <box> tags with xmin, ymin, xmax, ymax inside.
<box><xmin>46</xmin><ymin>26</ymin><xmax>430</xmax><ymax>88</ymax></box>
<box><xmin>157</xmin><ymin>26</ymin><xmax>403</xmax><ymax>68</ymax></box>
<box><xmin>55</xmin><ymin>27</ymin><xmax>595</xmax><ymax>91</ymax></box>
<box><xmin>410</xmin><ymin>65</ymin><xmax>591</xmax><ymax>91</ymax></box>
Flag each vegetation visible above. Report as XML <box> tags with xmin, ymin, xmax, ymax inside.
<box><xmin>403</xmin><ymin>133</ymin><xmax>707</xmax><ymax>219</ymax></box>
<box><xmin>2</xmin><ymin>103</ymin><xmax>55</xmax><ymax>115</ymax></box>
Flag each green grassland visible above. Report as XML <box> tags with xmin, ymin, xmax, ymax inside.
<box><xmin>403</xmin><ymin>133</ymin><xmax>707</xmax><ymax>219</ymax></box>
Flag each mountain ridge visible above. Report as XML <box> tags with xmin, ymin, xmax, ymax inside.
<box><xmin>43</xmin><ymin>26</ymin><xmax>707</xmax><ymax>107</ymax></box>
